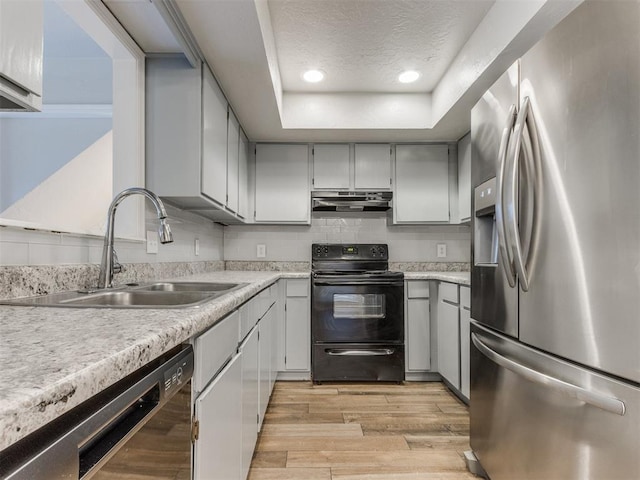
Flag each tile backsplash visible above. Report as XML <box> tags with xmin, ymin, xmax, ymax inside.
<box><xmin>225</xmin><ymin>215</ymin><xmax>470</xmax><ymax>263</ymax></box>
<box><xmin>0</xmin><ymin>204</ymin><xmax>224</xmax><ymax>266</ymax></box>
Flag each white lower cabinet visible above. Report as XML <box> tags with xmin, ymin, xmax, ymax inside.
<box><xmin>284</xmin><ymin>279</ymin><xmax>310</xmax><ymax>372</ymax></box>
<box><xmin>434</xmin><ymin>282</ymin><xmax>471</xmax><ymax>402</ymax></box>
<box><xmin>258</xmin><ymin>305</ymin><xmax>273</xmax><ymax>430</ymax></box>
<box><xmin>405</xmin><ymin>280</ymin><xmax>431</xmax><ymax>372</ymax></box>
<box><xmin>194</xmin><ymin>353</ymin><xmax>243</xmax><ymax>480</ymax></box>
<box><xmin>193</xmin><ymin>285</ymin><xmax>280</xmax><ymax>480</ymax></box>
<box><xmin>459</xmin><ymin>286</ymin><xmax>471</xmax><ymax>399</ymax></box>
<box><xmin>240</xmin><ymin>326</ymin><xmax>259</xmax><ymax>480</ymax></box>
<box><xmin>437</xmin><ymin>283</ymin><xmax>460</xmax><ymax>390</ymax></box>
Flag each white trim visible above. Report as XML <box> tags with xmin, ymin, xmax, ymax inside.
<box><xmin>0</xmin><ymin>0</ymin><xmax>147</xmax><ymax>241</ymax></box>
<box><xmin>0</xmin><ymin>104</ymin><xmax>112</xmax><ymax>119</ymax></box>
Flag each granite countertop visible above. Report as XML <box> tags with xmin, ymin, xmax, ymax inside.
<box><xmin>0</xmin><ymin>270</ymin><xmax>308</xmax><ymax>452</ymax></box>
<box><xmin>0</xmin><ymin>268</ymin><xmax>468</xmax><ymax>452</ymax></box>
<box><xmin>403</xmin><ymin>271</ymin><xmax>470</xmax><ymax>285</ymax></box>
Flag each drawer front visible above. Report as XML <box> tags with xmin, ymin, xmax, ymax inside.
<box><xmin>194</xmin><ymin>309</ymin><xmax>241</xmax><ymax>392</ymax></box>
<box><xmin>439</xmin><ymin>282</ymin><xmax>459</xmax><ymax>304</ymax></box>
<box><xmin>286</xmin><ymin>279</ymin><xmax>308</xmax><ymax>297</ymax></box>
<box><xmin>460</xmin><ymin>286</ymin><xmax>471</xmax><ymax>309</ymax></box>
<box><xmin>407</xmin><ymin>280</ymin><xmax>429</xmax><ymax>298</ymax></box>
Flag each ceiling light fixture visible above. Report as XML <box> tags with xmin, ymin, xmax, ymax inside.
<box><xmin>303</xmin><ymin>69</ymin><xmax>325</xmax><ymax>83</ymax></box>
<box><xmin>398</xmin><ymin>70</ymin><xmax>420</xmax><ymax>83</ymax></box>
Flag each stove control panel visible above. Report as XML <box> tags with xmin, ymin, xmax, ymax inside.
<box><xmin>312</xmin><ymin>243</ymin><xmax>388</xmax><ymax>261</ymax></box>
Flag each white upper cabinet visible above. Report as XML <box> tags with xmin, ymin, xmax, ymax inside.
<box><xmin>354</xmin><ymin>144</ymin><xmax>392</xmax><ymax>190</ymax></box>
<box><xmin>457</xmin><ymin>133</ymin><xmax>471</xmax><ymax>223</ymax></box>
<box><xmin>146</xmin><ymin>57</ymin><xmax>245</xmax><ymax>223</ymax></box>
<box><xmin>254</xmin><ymin>144</ymin><xmax>310</xmax><ymax>224</ymax></box>
<box><xmin>312</xmin><ymin>144</ymin><xmax>350</xmax><ymax>190</ymax></box>
<box><xmin>201</xmin><ymin>65</ymin><xmax>228</xmax><ymax>207</ymax></box>
<box><xmin>238</xmin><ymin>129</ymin><xmax>250</xmax><ymax>219</ymax></box>
<box><xmin>226</xmin><ymin>109</ymin><xmax>240</xmax><ymax>213</ymax></box>
<box><xmin>393</xmin><ymin>144</ymin><xmax>450</xmax><ymax>223</ymax></box>
<box><xmin>0</xmin><ymin>0</ymin><xmax>43</xmax><ymax>111</ymax></box>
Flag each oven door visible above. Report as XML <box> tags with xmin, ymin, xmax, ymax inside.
<box><xmin>312</xmin><ymin>277</ymin><xmax>404</xmax><ymax>343</ymax></box>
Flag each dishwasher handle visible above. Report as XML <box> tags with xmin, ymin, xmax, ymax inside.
<box><xmin>79</xmin><ymin>386</ymin><xmax>159</xmax><ymax>477</ymax></box>
<box><xmin>77</xmin><ymin>346</ymin><xmax>194</xmax><ymax>478</ymax></box>
<box><xmin>0</xmin><ymin>346</ymin><xmax>194</xmax><ymax>480</ymax></box>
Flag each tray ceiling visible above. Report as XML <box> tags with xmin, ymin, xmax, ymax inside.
<box><xmin>165</xmin><ymin>0</ymin><xmax>581</xmax><ymax>142</ymax></box>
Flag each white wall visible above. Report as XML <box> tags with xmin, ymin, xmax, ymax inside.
<box><xmin>0</xmin><ymin>204</ymin><xmax>224</xmax><ymax>266</ymax></box>
<box><xmin>224</xmin><ymin>215</ymin><xmax>470</xmax><ymax>262</ymax></box>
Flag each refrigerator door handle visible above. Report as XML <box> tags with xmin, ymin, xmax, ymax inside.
<box><xmin>504</xmin><ymin>96</ymin><xmax>540</xmax><ymax>291</ymax></box>
<box><xmin>495</xmin><ymin>103</ymin><xmax>518</xmax><ymax>288</ymax></box>
<box><xmin>471</xmin><ymin>333</ymin><xmax>626</xmax><ymax>416</ymax></box>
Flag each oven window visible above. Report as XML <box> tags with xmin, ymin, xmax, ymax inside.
<box><xmin>333</xmin><ymin>294</ymin><xmax>386</xmax><ymax>319</ymax></box>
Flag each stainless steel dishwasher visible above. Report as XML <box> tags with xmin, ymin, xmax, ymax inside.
<box><xmin>0</xmin><ymin>345</ymin><xmax>194</xmax><ymax>480</ymax></box>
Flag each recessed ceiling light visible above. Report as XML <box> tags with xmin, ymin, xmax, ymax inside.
<box><xmin>398</xmin><ymin>70</ymin><xmax>420</xmax><ymax>83</ymax></box>
<box><xmin>303</xmin><ymin>69</ymin><xmax>325</xmax><ymax>83</ymax></box>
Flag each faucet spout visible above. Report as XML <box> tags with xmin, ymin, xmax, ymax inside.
<box><xmin>98</xmin><ymin>188</ymin><xmax>173</xmax><ymax>289</ymax></box>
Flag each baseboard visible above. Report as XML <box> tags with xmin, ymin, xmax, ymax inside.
<box><xmin>404</xmin><ymin>371</ymin><xmax>442</xmax><ymax>382</ymax></box>
<box><xmin>276</xmin><ymin>371</ymin><xmax>311</xmax><ymax>381</ymax></box>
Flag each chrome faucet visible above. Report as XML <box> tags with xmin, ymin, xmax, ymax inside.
<box><xmin>98</xmin><ymin>187</ymin><xmax>173</xmax><ymax>289</ymax></box>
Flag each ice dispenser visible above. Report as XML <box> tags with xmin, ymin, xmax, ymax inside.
<box><xmin>474</xmin><ymin>178</ymin><xmax>499</xmax><ymax>265</ymax></box>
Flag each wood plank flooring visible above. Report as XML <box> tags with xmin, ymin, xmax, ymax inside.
<box><xmin>248</xmin><ymin>381</ymin><xmax>476</xmax><ymax>480</ymax></box>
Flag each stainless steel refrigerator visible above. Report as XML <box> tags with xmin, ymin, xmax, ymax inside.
<box><xmin>469</xmin><ymin>2</ymin><xmax>640</xmax><ymax>479</ymax></box>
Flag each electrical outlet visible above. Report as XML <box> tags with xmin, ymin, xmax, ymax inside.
<box><xmin>257</xmin><ymin>244</ymin><xmax>266</xmax><ymax>258</ymax></box>
<box><xmin>146</xmin><ymin>231</ymin><xmax>158</xmax><ymax>254</ymax></box>
<box><xmin>194</xmin><ymin>238</ymin><xmax>200</xmax><ymax>256</ymax></box>
<box><xmin>437</xmin><ymin>243</ymin><xmax>447</xmax><ymax>258</ymax></box>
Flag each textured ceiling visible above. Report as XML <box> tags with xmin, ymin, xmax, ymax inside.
<box><xmin>269</xmin><ymin>0</ymin><xmax>494</xmax><ymax>93</ymax></box>
<box><xmin>168</xmin><ymin>0</ymin><xmax>581</xmax><ymax>141</ymax></box>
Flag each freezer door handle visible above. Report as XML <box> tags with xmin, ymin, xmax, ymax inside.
<box><xmin>471</xmin><ymin>333</ymin><xmax>626</xmax><ymax>416</ymax></box>
<box><xmin>495</xmin><ymin>103</ymin><xmax>518</xmax><ymax>288</ymax></box>
<box><xmin>504</xmin><ymin>96</ymin><xmax>541</xmax><ymax>291</ymax></box>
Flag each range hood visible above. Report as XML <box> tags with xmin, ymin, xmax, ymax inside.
<box><xmin>311</xmin><ymin>191</ymin><xmax>392</xmax><ymax>212</ymax></box>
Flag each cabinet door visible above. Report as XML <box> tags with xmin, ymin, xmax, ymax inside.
<box><xmin>406</xmin><ymin>281</ymin><xmax>431</xmax><ymax>371</ymax></box>
<box><xmin>437</xmin><ymin>297</ymin><xmax>460</xmax><ymax>389</ymax></box>
<box><xmin>238</xmin><ymin>129</ymin><xmax>249</xmax><ymax>219</ymax></box>
<box><xmin>285</xmin><ymin>280</ymin><xmax>310</xmax><ymax>371</ymax></box>
<box><xmin>201</xmin><ymin>66</ymin><xmax>228</xmax><ymax>206</ymax></box>
<box><xmin>258</xmin><ymin>310</ymin><xmax>271</xmax><ymax>429</ymax></box>
<box><xmin>395</xmin><ymin>145</ymin><xmax>450</xmax><ymax>223</ymax></box>
<box><xmin>354</xmin><ymin>144</ymin><xmax>391</xmax><ymax>190</ymax></box>
<box><xmin>268</xmin><ymin>305</ymin><xmax>279</xmax><ymax>392</ymax></box>
<box><xmin>240</xmin><ymin>327</ymin><xmax>259</xmax><ymax>480</ymax></box>
<box><xmin>255</xmin><ymin>144</ymin><xmax>310</xmax><ymax>223</ymax></box>
<box><xmin>313</xmin><ymin>144</ymin><xmax>350</xmax><ymax>189</ymax></box>
<box><xmin>0</xmin><ymin>0</ymin><xmax>43</xmax><ymax>99</ymax></box>
<box><xmin>457</xmin><ymin>133</ymin><xmax>471</xmax><ymax>222</ymax></box>
<box><xmin>194</xmin><ymin>353</ymin><xmax>242</xmax><ymax>480</ymax></box>
<box><xmin>227</xmin><ymin>109</ymin><xmax>240</xmax><ymax>213</ymax></box>
<box><xmin>459</xmin><ymin>285</ymin><xmax>470</xmax><ymax>398</ymax></box>
<box><xmin>460</xmin><ymin>304</ymin><xmax>471</xmax><ymax>399</ymax></box>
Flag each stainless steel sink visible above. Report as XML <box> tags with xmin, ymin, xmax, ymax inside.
<box><xmin>0</xmin><ymin>282</ymin><xmax>247</xmax><ymax>308</ymax></box>
<box><xmin>135</xmin><ymin>282</ymin><xmax>241</xmax><ymax>292</ymax></box>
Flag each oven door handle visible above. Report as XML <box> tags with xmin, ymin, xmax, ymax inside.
<box><xmin>325</xmin><ymin>348</ymin><xmax>396</xmax><ymax>356</ymax></box>
<box><xmin>313</xmin><ymin>280</ymin><xmax>404</xmax><ymax>287</ymax></box>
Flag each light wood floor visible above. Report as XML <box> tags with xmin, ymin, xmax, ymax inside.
<box><xmin>248</xmin><ymin>381</ymin><xmax>477</xmax><ymax>480</ymax></box>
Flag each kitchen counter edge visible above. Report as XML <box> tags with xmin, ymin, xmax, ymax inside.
<box><xmin>0</xmin><ymin>271</ymin><xmax>308</xmax><ymax>451</ymax></box>
<box><xmin>403</xmin><ymin>271</ymin><xmax>470</xmax><ymax>285</ymax></box>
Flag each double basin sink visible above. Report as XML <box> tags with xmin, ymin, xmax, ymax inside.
<box><xmin>0</xmin><ymin>282</ymin><xmax>247</xmax><ymax>309</ymax></box>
